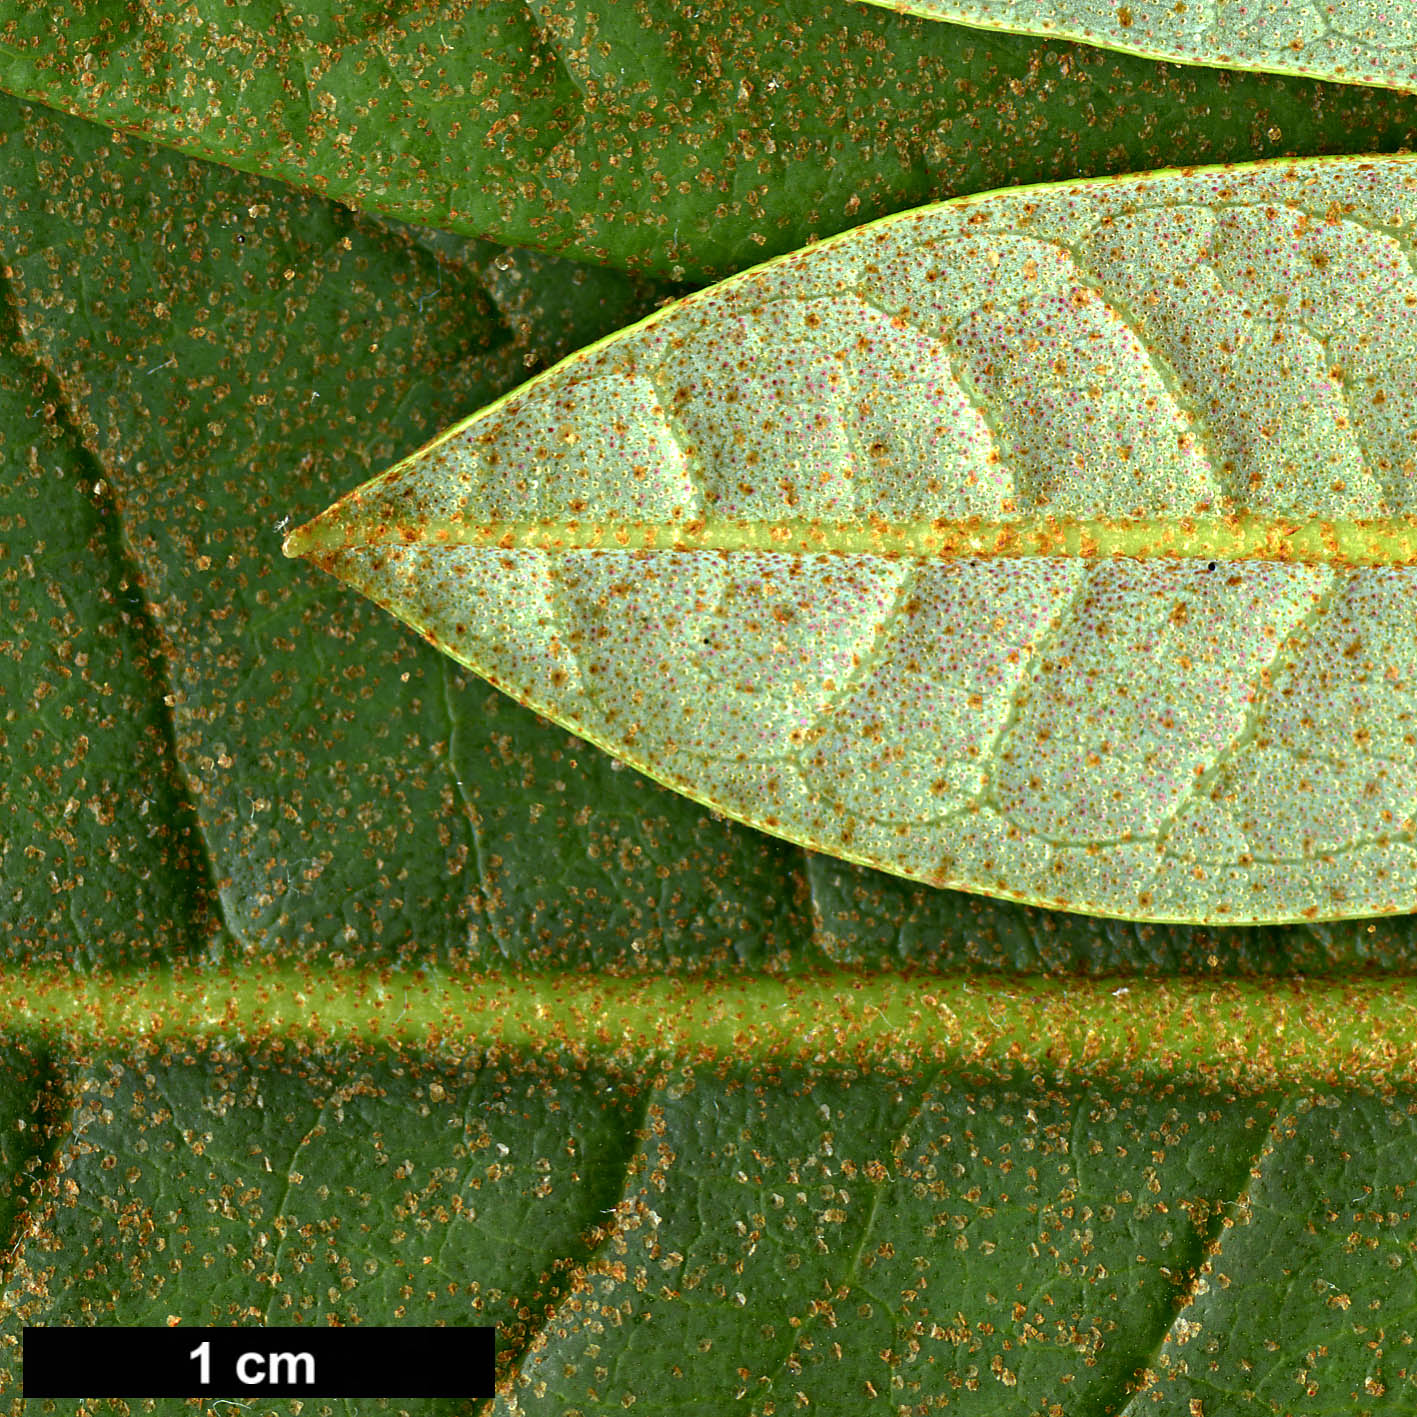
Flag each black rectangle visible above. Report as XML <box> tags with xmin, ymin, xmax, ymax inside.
<box><xmin>23</xmin><ymin>1325</ymin><xmax>495</xmax><ymax>1398</ymax></box>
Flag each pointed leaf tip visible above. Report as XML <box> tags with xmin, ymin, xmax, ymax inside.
<box><xmin>281</xmin><ymin>520</ymin><xmax>318</xmax><ymax>560</ymax></box>
<box><xmin>294</xmin><ymin>156</ymin><xmax>1417</xmax><ymax>925</ymax></box>
<box><xmin>283</xmin><ymin>501</ymin><xmax>366</xmax><ymax>561</ymax></box>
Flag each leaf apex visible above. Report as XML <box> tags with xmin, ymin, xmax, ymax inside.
<box><xmin>282</xmin><ymin>516</ymin><xmax>324</xmax><ymax>560</ymax></box>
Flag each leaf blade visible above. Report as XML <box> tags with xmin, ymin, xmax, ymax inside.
<box><xmin>289</xmin><ymin>154</ymin><xmax>1417</xmax><ymax>926</ymax></box>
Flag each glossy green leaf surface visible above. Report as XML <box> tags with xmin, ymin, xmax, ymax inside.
<box><xmin>852</xmin><ymin>0</ymin><xmax>1417</xmax><ymax>93</ymax></box>
<box><xmin>288</xmin><ymin>155</ymin><xmax>1417</xmax><ymax>928</ymax></box>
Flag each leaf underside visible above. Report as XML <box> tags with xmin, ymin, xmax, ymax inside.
<box><xmin>850</xmin><ymin>0</ymin><xmax>1417</xmax><ymax>93</ymax></box>
<box><xmin>290</xmin><ymin>155</ymin><xmax>1417</xmax><ymax>928</ymax></box>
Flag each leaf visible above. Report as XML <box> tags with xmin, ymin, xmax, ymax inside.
<box><xmin>849</xmin><ymin>0</ymin><xmax>1417</xmax><ymax>93</ymax></box>
<box><xmin>9</xmin><ymin>92</ymin><xmax>1409</xmax><ymax>987</ymax></box>
<box><xmin>2</xmin><ymin>0</ymin><xmax>1417</xmax><ymax>279</ymax></box>
<box><xmin>286</xmin><ymin>154</ymin><xmax>1417</xmax><ymax>929</ymax></box>
<box><xmin>6</xmin><ymin>972</ymin><xmax>1417</xmax><ymax>1415</ymax></box>
<box><xmin>4</xmin><ymin>1032</ymin><xmax>645</xmax><ymax>1411</ymax></box>
<box><xmin>9</xmin><ymin>84</ymin><xmax>1417</xmax><ymax>1417</ymax></box>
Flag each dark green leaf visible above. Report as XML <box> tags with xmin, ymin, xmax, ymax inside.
<box><xmin>1</xmin><ymin>31</ymin><xmax>1416</xmax><ymax>1417</ymax></box>
<box><xmin>0</xmin><ymin>2</ymin><xmax>1415</xmax><ymax>278</ymax></box>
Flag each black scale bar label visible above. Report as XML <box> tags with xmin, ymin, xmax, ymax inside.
<box><xmin>23</xmin><ymin>1325</ymin><xmax>495</xmax><ymax>1398</ymax></box>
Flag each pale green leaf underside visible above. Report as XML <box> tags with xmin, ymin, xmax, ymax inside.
<box><xmin>288</xmin><ymin>155</ymin><xmax>1417</xmax><ymax>927</ymax></box>
<box><xmin>849</xmin><ymin>0</ymin><xmax>1417</xmax><ymax>93</ymax></box>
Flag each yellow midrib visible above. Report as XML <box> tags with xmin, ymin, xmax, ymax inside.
<box><xmin>286</xmin><ymin>513</ymin><xmax>1417</xmax><ymax>566</ymax></box>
